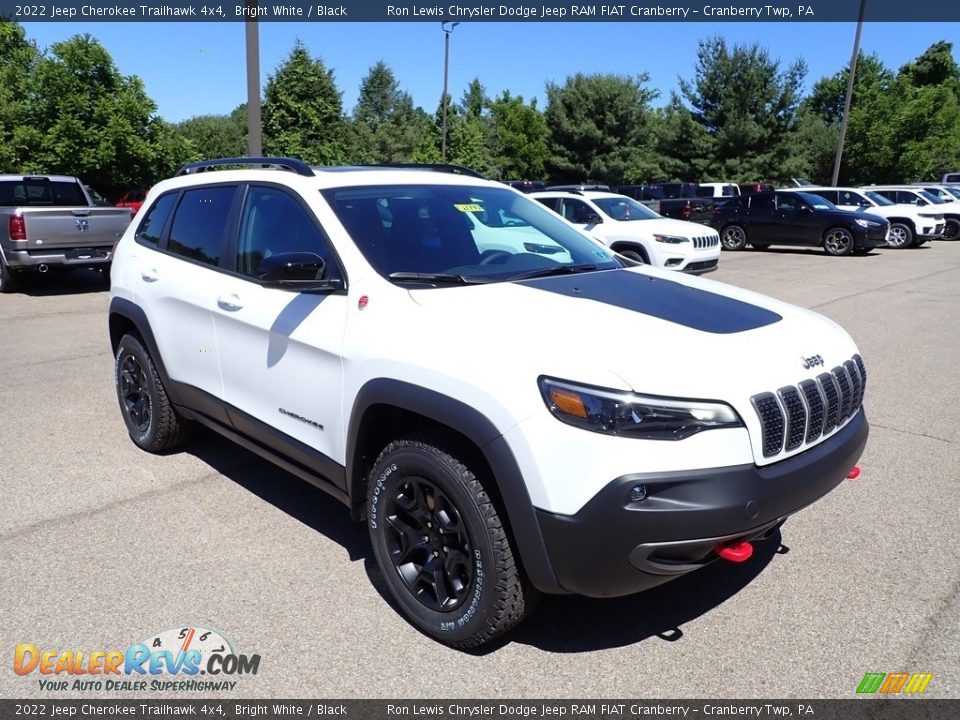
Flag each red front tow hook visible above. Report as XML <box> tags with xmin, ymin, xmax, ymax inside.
<box><xmin>846</xmin><ymin>465</ymin><xmax>861</xmax><ymax>480</ymax></box>
<box><xmin>715</xmin><ymin>541</ymin><xmax>754</xmax><ymax>563</ymax></box>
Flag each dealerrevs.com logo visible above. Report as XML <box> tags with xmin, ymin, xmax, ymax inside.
<box><xmin>13</xmin><ymin>626</ymin><xmax>260</xmax><ymax>692</ymax></box>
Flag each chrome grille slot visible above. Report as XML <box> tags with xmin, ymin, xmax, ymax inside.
<box><xmin>753</xmin><ymin>354</ymin><xmax>866</xmax><ymax>460</ymax></box>
<box><xmin>799</xmin><ymin>379</ymin><xmax>824</xmax><ymax>443</ymax></box>
<box><xmin>819</xmin><ymin>372</ymin><xmax>840</xmax><ymax>433</ymax></box>
<box><xmin>778</xmin><ymin>387</ymin><xmax>806</xmax><ymax>452</ymax></box>
<box><xmin>751</xmin><ymin>393</ymin><xmax>784</xmax><ymax>457</ymax></box>
<box><xmin>834</xmin><ymin>365</ymin><xmax>853</xmax><ymax>421</ymax></box>
<box><xmin>844</xmin><ymin>359</ymin><xmax>862</xmax><ymax>411</ymax></box>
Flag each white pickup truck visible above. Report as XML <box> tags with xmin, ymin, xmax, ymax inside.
<box><xmin>0</xmin><ymin>174</ymin><xmax>133</xmax><ymax>292</ymax></box>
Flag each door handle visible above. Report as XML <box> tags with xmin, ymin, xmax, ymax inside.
<box><xmin>141</xmin><ymin>269</ymin><xmax>159</xmax><ymax>282</ymax></box>
<box><xmin>217</xmin><ymin>294</ymin><xmax>244</xmax><ymax>311</ymax></box>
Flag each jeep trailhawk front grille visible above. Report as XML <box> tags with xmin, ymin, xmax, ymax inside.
<box><xmin>692</xmin><ymin>235</ymin><xmax>719</xmax><ymax>249</ymax></box>
<box><xmin>750</xmin><ymin>354</ymin><xmax>866</xmax><ymax>458</ymax></box>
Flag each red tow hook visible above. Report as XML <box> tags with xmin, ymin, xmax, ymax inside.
<box><xmin>715</xmin><ymin>540</ymin><xmax>754</xmax><ymax>563</ymax></box>
<box><xmin>846</xmin><ymin>465</ymin><xmax>861</xmax><ymax>480</ymax></box>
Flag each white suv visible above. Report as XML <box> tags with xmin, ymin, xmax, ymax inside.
<box><xmin>530</xmin><ymin>190</ymin><xmax>721</xmax><ymax>274</ymax></box>
<box><xmin>109</xmin><ymin>158</ymin><xmax>869</xmax><ymax>648</ymax></box>
<box><xmin>782</xmin><ymin>187</ymin><xmax>943</xmax><ymax>248</ymax></box>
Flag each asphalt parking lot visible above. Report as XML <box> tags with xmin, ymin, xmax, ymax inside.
<box><xmin>1</xmin><ymin>243</ymin><xmax>958</xmax><ymax>699</ymax></box>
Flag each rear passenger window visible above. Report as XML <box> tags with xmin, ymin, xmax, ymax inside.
<box><xmin>135</xmin><ymin>193</ymin><xmax>176</xmax><ymax>246</ymax></box>
<box><xmin>167</xmin><ymin>186</ymin><xmax>236</xmax><ymax>267</ymax></box>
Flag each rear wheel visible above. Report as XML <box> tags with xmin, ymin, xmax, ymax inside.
<box><xmin>823</xmin><ymin>227</ymin><xmax>855</xmax><ymax>256</ymax></box>
<box><xmin>721</xmin><ymin>225</ymin><xmax>748</xmax><ymax>251</ymax></box>
<box><xmin>0</xmin><ymin>258</ymin><xmax>18</xmax><ymax>293</ymax></box>
<box><xmin>367</xmin><ymin>436</ymin><xmax>537</xmax><ymax>648</ymax></box>
<box><xmin>886</xmin><ymin>222</ymin><xmax>913</xmax><ymax>249</ymax></box>
<box><xmin>114</xmin><ymin>334</ymin><xmax>193</xmax><ymax>452</ymax></box>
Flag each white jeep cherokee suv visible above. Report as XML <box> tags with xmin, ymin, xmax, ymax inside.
<box><xmin>109</xmin><ymin>158</ymin><xmax>869</xmax><ymax>648</ymax></box>
<box><xmin>530</xmin><ymin>190</ymin><xmax>721</xmax><ymax>274</ymax></box>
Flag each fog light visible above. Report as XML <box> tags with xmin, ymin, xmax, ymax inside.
<box><xmin>629</xmin><ymin>484</ymin><xmax>647</xmax><ymax>502</ymax></box>
<box><xmin>664</xmin><ymin>258</ymin><xmax>683</xmax><ymax>267</ymax></box>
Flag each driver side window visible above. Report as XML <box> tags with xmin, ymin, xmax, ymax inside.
<box><xmin>560</xmin><ymin>199</ymin><xmax>594</xmax><ymax>224</ymax></box>
<box><xmin>237</xmin><ymin>186</ymin><xmax>338</xmax><ymax>279</ymax></box>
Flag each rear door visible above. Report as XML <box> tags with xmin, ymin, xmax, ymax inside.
<box><xmin>134</xmin><ymin>185</ymin><xmax>239</xmax><ymax>415</ymax></box>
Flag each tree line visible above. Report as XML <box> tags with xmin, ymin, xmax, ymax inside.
<box><xmin>1</xmin><ymin>21</ymin><xmax>959</xmax><ymax>200</ymax></box>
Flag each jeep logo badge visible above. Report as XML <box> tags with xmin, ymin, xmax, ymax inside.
<box><xmin>801</xmin><ymin>354</ymin><xmax>824</xmax><ymax>369</ymax></box>
<box><xmin>76</xmin><ymin>218</ymin><xmax>89</xmax><ymax>232</ymax></box>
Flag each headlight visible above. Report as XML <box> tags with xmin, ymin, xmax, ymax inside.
<box><xmin>653</xmin><ymin>234</ymin><xmax>688</xmax><ymax>244</ymax></box>
<box><xmin>538</xmin><ymin>377</ymin><xmax>743</xmax><ymax>440</ymax></box>
<box><xmin>855</xmin><ymin>218</ymin><xmax>880</xmax><ymax>228</ymax></box>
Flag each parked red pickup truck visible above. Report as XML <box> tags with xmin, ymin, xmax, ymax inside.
<box><xmin>115</xmin><ymin>188</ymin><xmax>148</xmax><ymax>214</ymax></box>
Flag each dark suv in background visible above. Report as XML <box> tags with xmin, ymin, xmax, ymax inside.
<box><xmin>710</xmin><ymin>191</ymin><xmax>888</xmax><ymax>256</ymax></box>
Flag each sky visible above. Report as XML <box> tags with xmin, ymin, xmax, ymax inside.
<box><xmin>18</xmin><ymin>21</ymin><xmax>958</xmax><ymax>123</ymax></box>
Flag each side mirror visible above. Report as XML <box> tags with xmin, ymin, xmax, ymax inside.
<box><xmin>257</xmin><ymin>252</ymin><xmax>342</xmax><ymax>291</ymax></box>
<box><xmin>583</xmin><ymin>212</ymin><xmax>603</xmax><ymax>225</ymax></box>
<box><xmin>800</xmin><ymin>205</ymin><xmax>813</xmax><ymax>214</ymax></box>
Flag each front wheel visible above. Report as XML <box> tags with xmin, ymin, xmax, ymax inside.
<box><xmin>618</xmin><ymin>248</ymin><xmax>646</xmax><ymax>263</ymax></box>
<box><xmin>886</xmin><ymin>222</ymin><xmax>913</xmax><ymax>249</ymax></box>
<box><xmin>367</xmin><ymin>437</ymin><xmax>537</xmax><ymax>648</ymax></box>
<box><xmin>823</xmin><ymin>227</ymin><xmax>855</xmax><ymax>256</ymax></box>
<box><xmin>721</xmin><ymin>225</ymin><xmax>748</xmax><ymax>251</ymax></box>
<box><xmin>942</xmin><ymin>219</ymin><xmax>959</xmax><ymax>241</ymax></box>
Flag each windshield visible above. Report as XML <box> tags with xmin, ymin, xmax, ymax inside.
<box><xmin>916</xmin><ymin>190</ymin><xmax>945</xmax><ymax>204</ymax></box>
<box><xmin>942</xmin><ymin>186</ymin><xmax>960</xmax><ymax>200</ymax></box>
<box><xmin>864</xmin><ymin>191</ymin><xmax>893</xmax><ymax>206</ymax></box>
<box><xmin>321</xmin><ymin>184</ymin><xmax>622</xmax><ymax>283</ymax></box>
<box><xmin>592</xmin><ymin>196</ymin><xmax>660</xmax><ymax>221</ymax></box>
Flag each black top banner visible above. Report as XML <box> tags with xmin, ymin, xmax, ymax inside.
<box><xmin>1</xmin><ymin>0</ymin><xmax>959</xmax><ymax>22</ymax></box>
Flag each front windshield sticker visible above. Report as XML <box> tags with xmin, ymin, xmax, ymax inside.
<box><xmin>454</xmin><ymin>203</ymin><xmax>484</xmax><ymax>212</ymax></box>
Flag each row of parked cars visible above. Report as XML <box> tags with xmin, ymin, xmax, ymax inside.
<box><xmin>503</xmin><ymin>178</ymin><xmax>960</xmax><ymax>273</ymax></box>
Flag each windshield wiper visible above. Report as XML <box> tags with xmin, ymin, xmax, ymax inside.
<box><xmin>506</xmin><ymin>263</ymin><xmax>603</xmax><ymax>281</ymax></box>
<box><xmin>388</xmin><ymin>272</ymin><xmax>488</xmax><ymax>285</ymax></box>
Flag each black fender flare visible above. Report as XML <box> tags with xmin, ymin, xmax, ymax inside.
<box><xmin>109</xmin><ymin>297</ymin><xmax>179</xmax><ymax>404</ymax></box>
<box><xmin>345</xmin><ymin>378</ymin><xmax>564</xmax><ymax>594</ymax></box>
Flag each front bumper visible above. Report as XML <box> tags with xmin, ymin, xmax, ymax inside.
<box><xmin>855</xmin><ymin>226</ymin><xmax>887</xmax><ymax>249</ymax></box>
<box><xmin>535</xmin><ymin>409</ymin><xmax>868</xmax><ymax>597</ymax></box>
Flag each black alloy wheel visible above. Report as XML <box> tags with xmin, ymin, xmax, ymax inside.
<box><xmin>384</xmin><ymin>476</ymin><xmax>473</xmax><ymax>612</ymax></box>
<box><xmin>118</xmin><ymin>354</ymin><xmax>152</xmax><ymax>433</ymax></box>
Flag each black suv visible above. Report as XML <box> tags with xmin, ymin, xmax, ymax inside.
<box><xmin>710</xmin><ymin>191</ymin><xmax>888</xmax><ymax>256</ymax></box>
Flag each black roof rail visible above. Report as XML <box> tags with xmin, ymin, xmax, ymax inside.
<box><xmin>175</xmin><ymin>157</ymin><xmax>315</xmax><ymax>177</ymax></box>
<box><xmin>344</xmin><ymin>163</ymin><xmax>487</xmax><ymax>179</ymax></box>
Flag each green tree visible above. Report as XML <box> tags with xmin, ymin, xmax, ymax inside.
<box><xmin>174</xmin><ymin>104</ymin><xmax>247</xmax><ymax>161</ymax></box>
<box><xmin>21</xmin><ymin>33</ymin><xmax>182</xmax><ymax>197</ymax></box>
<box><xmin>678</xmin><ymin>36</ymin><xmax>807</xmax><ymax>182</ymax></box>
<box><xmin>348</xmin><ymin>61</ymin><xmax>422</xmax><ymax>164</ymax></box>
<box><xmin>487</xmin><ymin>91</ymin><xmax>548</xmax><ymax>180</ymax></box>
<box><xmin>0</xmin><ymin>22</ymin><xmax>41</xmax><ymax>172</ymax></box>
<box><xmin>262</xmin><ymin>41</ymin><xmax>344</xmax><ymax>165</ymax></box>
<box><xmin>544</xmin><ymin>72</ymin><xmax>659</xmax><ymax>184</ymax></box>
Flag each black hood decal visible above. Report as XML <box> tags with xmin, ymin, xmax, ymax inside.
<box><xmin>514</xmin><ymin>270</ymin><xmax>782</xmax><ymax>334</ymax></box>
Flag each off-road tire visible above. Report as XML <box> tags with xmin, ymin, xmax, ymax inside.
<box><xmin>367</xmin><ymin>436</ymin><xmax>538</xmax><ymax>648</ymax></box>
<box><xmin>115</xmin><ymin>334</ymin><xmax>193</xmax><ymax>452</ymax></box>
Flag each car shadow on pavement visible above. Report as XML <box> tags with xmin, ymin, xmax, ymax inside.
<box><xmin>488</xmin><ymin>531</ymin><xmax>785</xmax><ymax>655</ymax></box>
<box><xmin>184</xmin><ymin>429</ymin><xmax>785</xmax><ymax>655</ymax></box>
<box><xmin>183</xmin><ymin>431</ymin><xmax>370</xmax><ymax>562</ymax></box>
<box><xmin>14</xmin><ymin>268</ymin><xmax>112</xmax><ymax>296</ymax></box>
<box><xmin>747</xmin><ymin>247</ymin><xmax>884</xmax><ymax>257</ymax></box>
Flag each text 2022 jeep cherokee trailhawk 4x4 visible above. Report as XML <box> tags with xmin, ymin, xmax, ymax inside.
<box><xmin>108</xmin><ymin>158</ymin><xmax>869</xmax><ymax>648</ymax></box>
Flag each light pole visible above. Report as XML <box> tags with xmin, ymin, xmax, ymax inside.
<box><xmin>831</xmin><ymin>0</ymin><xmax>866</xmax><ymax>186</ymax></box>
<box><xmin>440</xmin><ymin>21</ymin><xmax>460</xmax><ymax>163</ymax></box>
<box><xmin>244</xmin><ymin>4</ymin><xmax>262</xmax><ymax>157</ymax></box>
